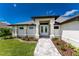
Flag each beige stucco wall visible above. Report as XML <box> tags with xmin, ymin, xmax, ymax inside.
<box><xmin>17</xmin><ymin>26</ymin><xmax>27</xmax><ymax>37</ymax></box>
<box><xmin>61</xmin><ymin>20</ymin><xmax>79</xmax><ymax>47</ymax></box>
<box><xmin>50</xmin><ymin>18</ymin><xmax>55</xmax><ymax>39</ymax></box>
<box><xmin>27</xmin><ymin>26</ymin><xmax>36</xmax><ymax>36</ymax></box>
<box><xmin>12</xmin><ymin>25</ymin><xmax>36</xmax><ymax>37</ymax></box>
<box><xmin>54</xmin><ymin>25</ymin><xmax>61</xmax><ymax>38</ymax></box>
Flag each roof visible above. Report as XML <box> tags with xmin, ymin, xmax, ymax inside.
<box><xmin>54</xmin><ymin>21</ymin><xmax>60</xmax><ymax>25</ymax></box>
<box><xmin>9</xmin><ymin>15</ymin><xmax>79</xmax><ymax>26</ymax></box>
<box><xmin>0</xmin><ymin>22</ymin><xmax>9</xmax><ymax>28</ymax></box>
<box><xmin>9</xmin><ymin>20</ymin><xmax>36</xmax><ymax>26</ymax></box>
<box><xmin>60</xmin><ymin>15</ymin><xmax>79</xmax><ymax>24</ymax></box>
<box><xmin>9</xmin><ymin>16</ymin><xmax>59</xmax><ymax>26</ymax></box>
<box><xmin>16</xmin><ymin>20</ymin><xmax>35</xmax><ymax>24</ymax></box>
<box><xmin>32</xmin><ymin>15</ymin><xmax>59</xmax><ymax>19</ymax></box>
<box><xmin>56</xmin><ymin>14</ymin><xmax>79</xmax><ymax>24</ymax></box>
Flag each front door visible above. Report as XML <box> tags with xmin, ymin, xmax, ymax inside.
<box><xmin>40</xmin><ymin>25</ymin><xmax>49</xmax><ymax>36</ymax></box>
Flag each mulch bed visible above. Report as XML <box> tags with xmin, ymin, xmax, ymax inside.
<box><xmin>52</xmin><ymin>39</ymin><xmax>76</xmax><ymax>56</ymax></box>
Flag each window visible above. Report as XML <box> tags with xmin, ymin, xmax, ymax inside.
<box><xmin>45</xmin><ymin>26</ymin><xmax>47</xmax><ymax>32</ymax></box>
<box><xmin>41</xmin><ymin>26</ymin><xmax>43</xmax><ymax>32</ymax></box>
<box><xmin>19</xmin><ymin>27</ymin><xmax>24</xmax><ymax>29</ymax></box>
<box><xmin>29</xmin><ymin>26</ymin><xmax>34</xmax><ymax>29</ymax></box>
<box><xmin>54</xmin><ymin>26</ymin><xmax>59</xmax><ymax>29</ymax></box>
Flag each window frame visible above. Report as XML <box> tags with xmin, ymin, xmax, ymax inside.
<box><xmin>29</xmin><ymin>26</ymin><xmax>34</xmax><ymax>29</ymax></box>
<box><xmin>54</xmin><ymin>25</ymin><xmax>59</xmax><ymax>29</ymax></box>
<box><xmin>19</xmin><ymin>26</ymin><xmax>24</xmax><ymax>29</ymax></box>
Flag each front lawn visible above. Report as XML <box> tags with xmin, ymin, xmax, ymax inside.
<box><xmin>0</xmin><ymin>39</ymin><xmax>36</xmax><ymax>56</ymax></box>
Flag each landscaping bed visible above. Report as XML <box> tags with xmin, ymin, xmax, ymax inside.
<box><xmin>52</xmin><ymin>38</ymin><xmax>76</xmax><ymax>56</ymax></box>
<box><xmin>18</xmin><ymin>36</ymin><xmax>38</xmax><ymax>41</ymax></box>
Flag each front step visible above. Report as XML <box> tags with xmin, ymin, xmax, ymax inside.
<box><xmin>39</xmin><ymin>36</ymin><xmax>50</xmax><ymax>38</ymax></box>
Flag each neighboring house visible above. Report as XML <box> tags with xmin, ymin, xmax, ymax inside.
<box><xmin>0</xmin><ymin>22</ymin><xmax>9</xmax><ymax>28</ymax></box>
<box><xmin>10</xmin><ymin>15</ymin><xmax>79</xmax><ymax>47</ymax></box>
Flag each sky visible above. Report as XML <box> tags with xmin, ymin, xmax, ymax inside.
<box><xmin>0</xmin><ymin>3</ymin><xmax>79</xmax><ymax>24</ymax></box>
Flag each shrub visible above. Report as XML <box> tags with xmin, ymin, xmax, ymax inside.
<box><xmin>53</xmin><ymin>37</ymin><xmax>59</xmax><ymax>41</ymax></box>
<box><xmin>0</xmin><ymin>28</ymin><xmax>12</xmax><ymax>39</ymax></box>
<box><xmin>21</xmin><ymin>36</ymin><xmax>37</xmax><ymax>41</ymax></box>
<box><xmin>73</xmin><ymin>48</ymin><xmax>79</xmax><ymax>56</ymax></box>
<box><xmin>2</xmin><ymin>36</ymin><xmax>14</xmax><ymax>39</ymax></box>
<box><xmin>60</xmin><ymin>45</ymin><xmax>67</xmax><ymax>51</ymax></box>
<box><xmin>68</xmin><ymin>44</ymin><xmax>75</xmax><ymax>49</ymax></box>
<box><xmin>27</xmin><ymin>37</ymin><xmax>37</xmax><ymax>41</ymax></box>
<box><xmin>56</xmin><ymin>42</ymin><xmax>60</xmax><ymax>45</ymax></box>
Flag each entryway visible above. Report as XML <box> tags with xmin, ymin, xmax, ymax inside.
<box><xmin>40</xmin><ymin>25</ymin><xmax>49</xmax><ymax>37</ymax></box>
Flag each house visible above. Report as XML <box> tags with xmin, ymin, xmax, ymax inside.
<box><xmin>10</xmin><ymin>16</ymin><xmax>59</xmax><ymax>39</ymax></box>
<box><xmin>0</xmin><ymin>22</ymin><xmax>9</xmax><ymax>28</ymax></box>
<box><xmin>10</xmin><ymin>15</ymin><xmax>79</xmax><ymax>47</ymax></box>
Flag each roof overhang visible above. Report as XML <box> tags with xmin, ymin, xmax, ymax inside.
<box><xmin>32</xmin><ymin>16</ymin><xmax>59</xmax><ymax>20</ymax></box>
<box><xmin>9</xmin><ymin>24</ymin><xmax>36</xmax><ymax>26</ymax></box>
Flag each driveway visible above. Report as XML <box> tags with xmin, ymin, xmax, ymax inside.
<box><xmin>34</xmin><ymin>38</ymin><xmax>61</xmax><ymax>56</ymax></box>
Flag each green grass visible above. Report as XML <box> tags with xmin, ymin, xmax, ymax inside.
<box><xmin>0</xmin><ymin>39</ymin><xmax>36</xmax><ymax>56</ymax></box>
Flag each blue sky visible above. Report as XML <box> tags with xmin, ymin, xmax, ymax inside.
<box><xmin>0</xmin><ymin>3</ymin><xmax>79</xmax><ymax>24</ymax></box>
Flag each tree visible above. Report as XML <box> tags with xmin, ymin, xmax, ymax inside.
<box><xmin>0</xmin><ymin>28</ymin><xmax>12</xmax><ymax>39</ymax></box>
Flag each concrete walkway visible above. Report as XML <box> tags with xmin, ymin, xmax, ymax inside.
<box><xmin>34</xmin><ymin>38</ymin><xmax>61</xmax><ymax>56</ymax></box>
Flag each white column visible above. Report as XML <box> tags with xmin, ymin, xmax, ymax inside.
<box><xmin>50</xmin><ymin>18</ymin><xmax>55</xmax><ymax>39</ymax></box>
<box><xmin>14</xmin><ymin>26</ymin><xmax>18</xmax><ymax>37</ymax></box>
<box><xmin>12</xmin><ymin>26</ymin><xmax>17</xmax><ymax>37</ymax></box>
<box><xmin>12</xmin><ymin>26</ymin><xmax>14</xmax><ymax>37</ymax></box>
<box><xmin>24</xmin><ymin>26</ymin><xmax>27</xmax><ymax>37</ymax></box>
<box><xmin>35</xmin><ymin>20</ymin><xmax>39</xmax><ymax>39</ymax></box>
